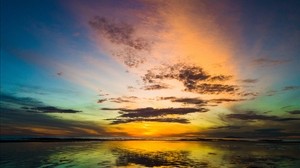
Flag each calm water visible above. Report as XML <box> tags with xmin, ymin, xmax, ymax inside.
<box><xmin>1</xmin><ymin>141</ymin><xmax>300</xmax><ymax>168</ymax></box>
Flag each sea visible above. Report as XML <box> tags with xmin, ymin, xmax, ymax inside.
<box><xmin>1</xmin><ymin>140</ymin><xmax>300</xmax><ymax>167</ymax></box>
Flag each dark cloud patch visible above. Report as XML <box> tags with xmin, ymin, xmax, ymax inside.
<box><xmin>210</xmin><ymin>125</ymin><xmax>242</xmax><ymax>130</ymax></box>
<box><xmin>24</xmin><ymin>106</ymin><xmax>81</xmax><ymax>113</ymax></box>
<box><xmin>117</xmin><ymin>107</ymin><xmax>207</xmax><ymax>118</ymax></box>
<box><xmin>240</xmin><ymin>79</ymin><xmax>258</xmax><ymax>83</ymax></box>
<box><xmin>142</xmin><ymin>84</ymin><xmax>169</xmax><ymax>90</ymax></box>
<box><xmin>0</xmin><ymin>93</ymin><xmax>118</xmax><ymax>137</ymax></box>
<box><xmin>108</xmin><ymin>96</ymin><xmax>138</xmax><ymax>103</ymax></box>
<box><xmin>209</xmin><ymin>98</ymin><xmax>246</xmax><ymax>104</ymax></box>
<box><xmin>255</xmin><ymin>128</ymin><xmax>284</xmax><ymax>133</ymax></box>
<box><xmin>226</xmin><ymin>111</ymin><xmax>300</xmax><ymax>122</ymax></box>
<box><xmin>237</xmin><ymin>92</ymin><xmax>259</xmax><ymax>97</ymax></box>
<box><xmin>97</xmin><ymin>99</ymin><xmax>107</xmax><ymax>103</ymax></box>
<box><xmin>288</xmin><ymin>110</ymin><xmax>300</xmax><ymax>114</ymax></box>
<box><xmin>282</xmin><ymin>86</ymin><xmax>300</xmax><ymax>91</ymax></box>
<box><xmin>208</xmin><ymin>75</ymin><xmax>232</xmax><ymax>82</ymax></box>
<box><xmin>108</xmin><ymin>118</ymin><xmax>190</xmax><ymax>125</ymax></box>
<box><xmin>0</xmin><ymin>93</ymin><xmax>44</xmax><ymax>107</ymax></box>
<box><xmin>142</xmin><ymin>63</ymin><xmax>237</xmax><ymax>94</ymax></box>
<box><xmin>89</xmin><ymin>16</ymin><xmax>151</xmax><ymax>67</ymax></box>
<box><xmin>1</xmin><ymin>93</ymin><xmax>82</xmax><ymax>114</ymax></box>
<box><xmin>187</xmin><ymin>83</ymin><xmax>238</xmax><ymax>94</ymax></box>
<box><xmin>104</xmin><ymin>107</ymin><xmax>208</xmax><ymax>125</ymax></box>
<box><xmin>252</xmin><ymin>58</ymin><xmax>290</xmax><ymax>66</ymax></box>
<box><xmin>171</xmin><ymin>98</ymin><xmax>206</xmax><ymax>105</ymax></box>
<box><xmin>101</xmin><ymin>107</ymin><xmax>124</xmax><ymax>111</ymax></box>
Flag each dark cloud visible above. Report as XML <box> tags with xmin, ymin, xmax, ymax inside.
<box><xmin>209</xmin><ymin>98</ymin><xmax>246</xmax><ymax>104</ymax></box>
<box><xmin>0</xmin><ymin>93</ymin><xmax>117</xmax><ymax>136</ymax></box>
<box><xmin>0</xmin><ymin>93</ymin><xmax>43</xmax><ymax>107</ymax></box>
<box><xmin>288</xmin><ymin>110</ymin><xmax>300</xmax><ymax>114</ymax></box>
<box><xmin>210</xmin><ymin>125</ymin><xmax>242</xmax><ymax>130</ymax></box>
<box><xmin>142</xmin><ymin>63</ymin><xmax>238</xmax><ymax>94</ymax></box>
<box><xmin>171</xmin><ymin>98</ymin><xmax>206</xmax><ymax>105</ymax></box>
<box><xmin>187</xmin><ymin>83</ymin><xmax>238</xmax><ymax>94</ymax></box>
<box><xmin>237</xmin><ymin>92</ymin><xmax>259</xmax><ymax>97</ymax></box>
<box><xmin>226</xmin><ymin>111</ymin><xmax>300</xmax><ymax>122</ymax></box>
<box><xmin>108</xmin><ymin>118</ymin><xmax>190</xmax><ymax>125</ymax></box>
<box><xmin>108</xmin><ymin>96</ymin><xmax>138</xmax><ymax>103</ymax></box>
<box><xmin>1</xmin><ymin>93</ymin><xmax>81</xmax><ymax>114</ymax></box>
<box><xmin>208</xmin><ymin>75</ymin><xmax>232</xmax><ymax>82</ymax></box>
<box><xmin>282</xmin><ymin>86</ymin><xmax>300</xmax><ymax>91</ymax></box>
<box><xmin>103</xmin><ymin>107</ymin><xmax>208</xmax><ymax>125</ymax></box>
<box><xmin>89</xmin><ymin>16</ymin><xmax>151</xmax><ymax>67</ymax></box>
<box><xmin>240</xmin><ymin>79</ymin><xmax>258</xmax><ymax>83</ymax></box>
<box><xmin>159</xmin><ymin>97</ymin><xmax>245</xmax><ymax>107</ymax></box>
<box><xmin>25</xmin><ymin>106</ymin><xmax>81</xmax><ymax>113</ymax></box>
<box><xmin>252</xmin><ymin>58</ymin><xmax>290</xmax><ymax>66</ymax></box>
<box><xmin>142</xmin><ymin>84</ymin><xmax>169</xmax><ymax>90</ymax></box>
<box><xmin>117</xmin><ymin>107</ymin><xmax>207</xmax><ymax>118</ymax></box>
<box><xmin>97</xmin><ymin>99</ymin><xmax>107</xmax><ymax>103</ymax></box>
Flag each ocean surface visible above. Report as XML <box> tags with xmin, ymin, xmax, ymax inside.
<box><xmin>1</xmin><ymin>141</ymin><xmax>300</xmax><ymax>168</ymax></box>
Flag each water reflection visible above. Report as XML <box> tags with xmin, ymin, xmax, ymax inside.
<box><xmin>1</xmin><ymin>141</ymin><xmax>300</xmax><ymax>168</ymax></box>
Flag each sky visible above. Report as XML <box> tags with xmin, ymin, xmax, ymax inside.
<box><xmin>1</xmin><ymin>0</ymin><xmax>300</xmax><ymax>139</ymax></box>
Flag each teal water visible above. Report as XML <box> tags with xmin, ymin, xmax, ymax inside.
<box><xmin>1</xmin><ymin>141</ymin><xmax>300</xmax><ymax>167</ymax></box>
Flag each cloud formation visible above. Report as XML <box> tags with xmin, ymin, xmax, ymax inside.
<box><xmin>108</xmin><ymin>118</ymin><xmax>190</xmax><ymax>125</ymax></box>
<box><xmin>102</xmin><ymin>107</ymin><xmax>208</xmax><ymax>124</ymax></box>
<box><xmin>23</xmin><ymin>106</ymin><xmax>81</xmax><ymax>113</ymax></box>
<box><xmin>142</xmin><ymin>63</ymin><xmax>238</xmax><ymax>94</ymax></box>
<box><xmin>226</xmin><ymin>111</ymin><xmax>300</xmax><ymax>122</ymax></box>
<box><xmin>288</xmin><ymin>110</ymin><xmax>300</xmax><ymax>115</ymax></box>
<box><xmin>89</xmin><ymin>16</ymin><xmax>151</xmax><ymax>67</ymax></box>
<box><xmin>252</xmin><ymin>58</ymin><xmax>290</xmax><ymax>66</ymax></box>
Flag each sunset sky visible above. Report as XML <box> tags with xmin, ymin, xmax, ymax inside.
<box><xmin>1</xmin><ymin>0</ymin><xmax>300</xmax><ymax>139</ymax></box>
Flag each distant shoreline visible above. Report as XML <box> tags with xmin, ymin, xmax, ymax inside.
<box><xmin>1</xmin><ymin>138</ymin><xmax>299</xmax><ymax>143</ymax></box>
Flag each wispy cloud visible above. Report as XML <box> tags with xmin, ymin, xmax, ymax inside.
<box><xmin>226</xmin><ymin>111</ymin><xmax>300</xmax><ymax>122</ymax></box>
<box><xmin>288</xmin><ymin>110</ymin><xmax>300</xmax><ymax>115</ymax></box>
<box><xmin>23</xmin><ymin>106</ymin><xmax>81</xmax><ymax>113</ymax></box>
<box><xmin>108</xmin><ymin>118</ymin><xmax>190</xmax><ymax>125</ymax></box>
<box><xmin>89</xmin><ymin>16</ymin><xmax>151</xmax><ymax>67</ymax></box>
<box><xmin>142</xmin><ymin>63</ymin><xmax>239</xmax><ymax>95</ymax></box>
<box><xmin>252</xmin><ymin>58</ymin><xmax>290</xmax><ymax>66</ymax></box>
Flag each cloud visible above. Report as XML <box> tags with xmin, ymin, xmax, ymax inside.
<box><xmin>226</xmin><ymin>111</ymin><xmax>300</xmax><ymax>122</ymax></box>
<box><xmin>97</xmin><ymin>99</ymin><xmax>107</xmax><ymax>103</ymax></box>
<box><xmin>142</xmin><ymin>84</ymin><xmax>169</xmax><ymax>90</ymax></box>
<box><xmin>209</xmin><ymin>125</ymin><xmax>242</xmax><ymax>130</ymax></box>
<box><xmin>0</xmin><ymin>93</ymin><xmax>44</xmax><ymax>107</ymax></box>
<box><xmin>187</xmin><ymin>83</ymin><xmax>238</xmax><ymax>94</ymax></box>
<box><xmin>108</xmin><ymin>118</ymin><xmax>190</xmax><ymax>125</ymax></box>
<box><xmin>0</xmin><ymin>93</ymin><xmax>131</xmax><ymax>137</ymax></box>
<box><xmin>116</xmin><ymin>107</ymin><xmax>207</xmax><ymax>118</ymax></box>
<box><xmin>24</xmin><ymin>106</ymin><xmax>81</xmax><ymax>113</ymax></box>
<box><xmin>102</xmin><ymin>107</ymin><xmax>208</xmax><ymax>124</ymax></box>
<box><xmin>240</xmin><ymin>79</ymin><xmax>258</xmax><ymax>83</ymax></box>
<box><xmin>252</xmin><ymin>58</ymin><xmax>290</xmax><ymax>66</ymax></box>
<box><xmin>208</xmin><ymin>75</ymin><xmax>232</xmax><ymax>82</ymax></box>
<box><xmin>288</xmin><ymin>110</ymin><xmax>300</xmax><ymax>115</ymax></box>
<box><xmin>209</xmin><ymin>98</ymin><xmax>246</xmax><ymax>104</ymax></box>
<box><xmin>89</xmin><ymin>16</ymin><xmax>150</xmax><ymax>51</ymax></box>
<box><xmin>171</xmin><ymin>98</ymin><xmax>207</xmax><ymax>105</ymax></box>
<box><xmin>282</xmin><ymin>86</ymin><xmax>300</xmax><ymax>91</ymax></box>
<box><xmin>108</xmin><ymin>96</ymin><xmax>138</xmax><ymax>103</ymax></box>
<box><xmin>89</xmin><ymin>16</ymin><xmax>151</xmax><ymax>67</ymax></box>
<box><xmin>142</xmin><ymin>63</ymin><xmax>238</xmax><ymax>94</ymax></box>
